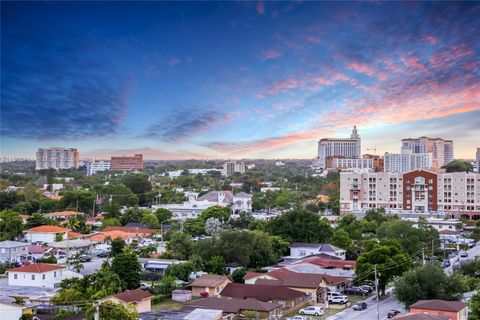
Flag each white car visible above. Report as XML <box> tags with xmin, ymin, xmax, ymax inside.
<box><xmin>299</xmin><ymin>306</ymin><xmax>325</xmax><ymax>316</ymax></box>
<box><xmin>328</xmin><ymin>295</ymin><xmax>349</xmax><ymax>304</ymax></box>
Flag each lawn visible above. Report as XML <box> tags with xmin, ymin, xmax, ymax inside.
<box><xmin>151</xmin><ymin>299</ymin><xmax>185</xmax><ymax>310</ymax></box>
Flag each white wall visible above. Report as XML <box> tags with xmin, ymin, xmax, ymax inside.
<box><xmin>8</xmin><ymin>269</ymin><xmax>65</xmax><ymax>288</ymax></box>
<box><xmin>0</xmin><ymin>303</ymin><xmax>24</xmax><ymax>320</ymax></box>
<box><xmin>25</xmin><ymin>232</ymin><xmax>65</xmax><ymax>243</ymax></box>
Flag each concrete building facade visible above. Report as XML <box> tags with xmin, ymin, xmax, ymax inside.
<box><xmin>340</xmin><ymin>170</ymin><xmax>480</xmax><ymax>220</ymax></box>
<box><xmin>86</xmin><ymin>160</ymin><xmax>111</xmax><ymax>176</ymax></box>
<box><xmin>35</xmin><ymin>147</ymin><xmax>79</xmax><ymax>170</ymax></box>
<box><xmin>223</xmin><ymin>161</ymin><xmax>246</xmax><ymax>176</ymax></box>
<box><xmin>401</xmin><ymin>137</ymin><xmax>453</xmax><ymax>168</ymax></box>
<box><xmin>316</xmin><ymin>126</ymin><xmax>361</xmax><ymax>170</ymax></box>
<box><xmin>384</xmin><ymin>151</ymin><xmax>432</xmax><ymax>173</ymax></box>
<box><xmin>110</xmin><ymin>154</ymin><xmax>143</xmax><ymax>171</ymax></box>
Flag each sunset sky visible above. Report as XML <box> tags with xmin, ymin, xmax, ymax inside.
<box><xmin>1</xmin><ymin>1</ymin><xmax>479</xmax><ymax>160</ymax></box>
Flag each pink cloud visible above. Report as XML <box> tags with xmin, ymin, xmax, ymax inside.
<box><xmin>400</xmin><ymin>56</ymin><xmax>428</xmax><ymax>73</ymax></box>
<box><xmin>168</xmin><ymin>58</ymin><xmax>181</xmax><ymax>66</ymax></box>
<box><xmin>260</xmin><ymin>49</ymin><xmax>283</xmax><ymax>60</ymax></box>
<box><xmin>346</xmin><ymin>62</ymin><xmax>387</xmax><ymax>80</ymax></box>
<box><xmin>305</xmin><ymin>35</ymin><xmax>321</xmax><ymax>44</ymax></box>
<box><xmin>256</xmin><ymin>1</ymin><xmax>265</xmax><ymax>15</ymax></box>
<box><xmin>421</xmin><ymin>35</ymin><xmax>438</xmax><ymax>44</ymax></box>
<box><xmin>268</xmin><ymin>78</ymin><xmax>302</xmax><ymax>94</ymax></box>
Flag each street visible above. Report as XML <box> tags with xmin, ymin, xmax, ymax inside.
<box><xmin>327</xmin><ymin>289</ymin><xmax>405</xmax><ymax>320</ymax></box>
<box><xmin>444</xmin><ymin>242</ymin><xmax>480</xmax><ymax>275</ymax></box>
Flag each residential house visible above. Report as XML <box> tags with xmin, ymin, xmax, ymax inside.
<box><xmin>44</xmin><ymin>211</ymin><xmax>84</xmax><ymax>220</ymax></box>
<box><xmin>183</xmin><ymin>308</ymin><xmax>223</xmax><ymax>320</ymax></box>
<box><xmin>0</xmin><ymin>241</ymin><xmax>29</xmax><ymax>263</ymax></box>
<box><xmin>7</xmin><ymin>263</ymin><xmax>66</xmax><ymax>288</ymax></box>
<box><xmin>190</xmin><ymin>274</ymin><xmax>232</xmax><ymax>297</ymax></box>
<box><xmin>182</xmin><ymin>297</ymin><xmax>281</xmax><ymax>319</ymax></box>
<box><xmin>409</xmin><ymin>300</ymin><xmax>468</xmax><ymax>320</ymax></box>
<box><xmin>100</xmin><ymin>288</ymin><xmax>153</xmax><ymax>314</ymax></box>
<box><xmin>394</xmin><ymin>314</ymin><xmax>450</xmax><ymax>320</ymax></box>
<box><xmin>24</xmin><ymin>226</ymin><xmax>70</xmax><ymax>243</ymax></box>
<box><xmin>220</xmin><ymin>283</ymin><xmax>306</xmax><ymax>309</ymax></box>
<box><xmin>288</xmin><ymin>243</ymin><xmax>346</xmax><ymax>260</ymax></box>
<box><xmin>0</xmin><ymin>301</ymin><xmax>29</xmax><ymax>320</ymax></box>
<box><xmin>284</xmin><ymin>257</ymin><xmax>356</xmax><ymax>278</ymax></box>
<box><xmin>232</xmin><ymin>192</ymin><xmax>253</xmax><ymax>213</ymax></box>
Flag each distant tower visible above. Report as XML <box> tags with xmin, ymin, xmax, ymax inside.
<box><xmin>351</xmin><ymin>125</ymin><xmax>360</xmax><ymax>139</ymax></box>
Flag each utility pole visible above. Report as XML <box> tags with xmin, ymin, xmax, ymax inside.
<box><xmin>93</xmin><ymin>301</ymin><xmax>100</xmax><ymax>320</ymax></box>
<box><xmin>432</xmin><ymin>239</ymin><xmax>435</xmax><ymax>258</ymax></box>
<box><xmin>422</xmin><ymin>247</ymin><xmax>425</xmax><ymax>265</ymax></box>
<box><xmin>374</xmin><ymin>264</ymin><xmax>380</xmax><ymax>320</ymax></box>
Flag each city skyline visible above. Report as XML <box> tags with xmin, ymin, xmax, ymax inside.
<box><xmin>1</xmin><ymin>2</ymin><xmax>479</xmax><ymax>160</ymax></box>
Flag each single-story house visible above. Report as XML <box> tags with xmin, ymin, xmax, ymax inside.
<box><xmin>409</xmin><ymin>300</ymin><xmax>468</xmax><ymax>320</ymax></box>
<box><xmin>183</xmin><ymin>308</ymin><xmax>223</xmax><ymax>320</ymax></box>
<box><xmin>182</xmin><ymin>297</ymin><xmax>281</xmax><ymax>319</ymax></box>
<box><xmin>288</xmin><ymin>243</ymin><xmax>346</xmax><ymax>260</ymax></box>
<box><xmin>393</xmin><ymin>314</ymin><xmax>450</xmax><ymax>320</ymax></box>
<box><xmin>172</xmin><ymin>289</ymin><xmax>192</xmax><ymax>302</ymax></box>
<box><xmin>0</xmin><ymin>301</ymin><xmax>33</xmax><ymax>320</ymax></box>
<box><xmin>44</xmin><ymin>211</ymin><xmax>84</xmax><ymax>220</ymax></box>
<box><xmin>7</xmin><ymin>263</ymin><xmax>66</xmax><ymax>288</ymax></box>
<box><xmin>0</xmin><ymin>241</ymin><xmax>29</xmax><ymax>263</ymax></box>
<box><xmin>220</xmin><ymin>283</ymin><xmax>306</xmax><ymax>308</ymax></box>
<box><xmin>24</xmin><ymin>226</ymin><xmax>71</xmax><ymax>243</ymax></box>
<box><xmin>190</xmin><ymin>274</ymin><xmax>232</xmax><ymax>297</ymax></box>
<box><xmin>100</xmin><ymin>288</ymin><xmax>153</xmax><ymax>314</ymax></box>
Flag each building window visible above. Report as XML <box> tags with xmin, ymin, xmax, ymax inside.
<box><xmin>54</xmin><ymin>271</ymin><xmax>57</xmax><ymax>277</ymax></box>
<box><xmin>14</xmin><ymin>274</ymin><xmax>17</xmax><ymax>280</ymax></box>
<box><xmin>42</xmin><ymin>274</ymin><xmax>46</xmax><ymax>280</ymax></box>
<box><xmin>32</xmin><ymin>275</ymin><xmax>35</xmax><ymax>280</ymax></box>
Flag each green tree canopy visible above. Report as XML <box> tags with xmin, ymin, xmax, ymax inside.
<box><xmin>198</xmin><ymin>206</ymin><xmax>231</xmax><ymax>223</ymax></box>
<box><xmin>442</xmin><ymin>160</ymin><xmax>473</xmax><ymax>173</ymax></box>
<box><xmin>95</xmin><ymin>301</ymin><xmax>139</xmax><ymax>320</ymax></box>
<box><xmin>205</xmin><ymin>256</ymin><xmax>227</xmax><ymax>275</ymax></box>
<box><xmin>0</xmin><ymin>209</ymin><xmax>23</xmax><ymax>240</ymax></box>
<box><xmin>165</xmin><ymin>262</ymin><xmax>194</xmax><ymax>282</ymax></box>
<box><xmin>110</xmin><ymin>237</ymin><xmax>126</xmax><ymax>257</ymax></box>
<box><xmin>395</xmin><ymin>263</ymin><xmax>468</xmax><ymax>307</ymax></box>
<box><xmin>111</xmin><ymin>250</ymin><xmax>141</xmax><ymax>290</ymax></box>
<box><xmin>266</xmin><ymin>209</ymin><xmax>332</xmax><ymax>243</ymax></box>
<box><xmin>166</xmin><ymin>231</ymin><xmax>193</xmax><ymax>260</ymax></box>
<box><xmin>154</xmin><ymin>208</ymin><xmax>173</xmax><ymax>223</ymax></box>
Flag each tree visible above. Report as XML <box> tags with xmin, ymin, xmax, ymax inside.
<box><xmin>111</xmin><ymin>251</ymin><xmax>141</xmax><ymax>290</ymax></box>
<box><xmin>155</xmin><ymin>275</ymin><xmax>178</xmax><ymax>295</ymax></box>
<box><xmin>55</xmin><ymin>232</ymin><xmax>64</xmax><ymax>242</ymax></box>
<box><xmin>469</xmin><ymin>290</ymin><xmax>480</xmax><ymax>320</ymax></box>
<box><xmin>110</xmin><ymin>237</ymin><xmax>126</xmax><ymax>257</ymax></box>
<box><xmin>205</xmin><ymin>217</ymin><xmax>222</xmax><ymax>235</ymax></box>
<box><xmin>121</xmin><ymin>174</ymin><xmax>152</xmax><ymax>206</ymax></box>
<box><xmin>141</xmin><ymin>213</ymin><xmax>160</xmax><ymax>229</ymax></box>
<box><xmin>232</xmin><ymin>268</ymin><xmax>246</xmax><ymax>283</ymax></box>
<box><xmin>395</xmin><ymin>263</ymin><xmax>468</xmax><ymax>307</ymax></box>
<box><xmin>330</xmin><ymin>228</ymin><xmax>354</xmax><ymax>258</ymax></box>
<box><xmin>38</xmin><ymin>253</ymin><xmax>57</xmax><ymax>264</ymax></box>
<box><xmin>165</xmin><ymin>262</ymin><xmax>194</xmax><ymax>282</ymax></box>
<box><xmin>67</xmin><ymin>252</ymin><xmax>84</xmax><ymax>273</ymax></box>
<box><xmin>121</xmin><ymin>208</ymin><xmax>150</xmax><ymax>225</ymax></box>
<box><xmin>266</xmin><ymin>209</ymin><xmax>332</xmax><ymax>243</ymax></box>
<box><xmin>189</xmin><ymin>254</ymin><xmax>204</xmax><ymax>271</ymax></box>
<box><xmin>95</xmin><ymin>301</ymin><xmax>139</xmax><ymax>320</ymax></box>
<box><xmin>166</xmin><ymin>231</ymin><xmax>193</xmax><ymax>260</ymax></box>
<box><xmin>356</xmin><ymin>243</ymin><xmax>411</xmax><ymax>294</ymax></box>
<box><xmin>89</xmin><ymin>263</ymin><xmax>123</xmax><ymax>299</ymax></box>
<box><xmin>442</xmin><ymin>160</ymin><xmax>473</xmax><ymax>173</ymax></box>
<box><xmin>183</xmin><ymin>218</ymin><xmax>206</xmax><ymax>237</ymax></box>
<box><xmin>205</xmin><ymin>256</ymin><xmax>227</xmax><ymax>275</ymax></box>
<box><xmin>101</xmin><ymin>218</ymin><xmax>121</xmax><ymax>229</ymax></box>
<box><xmin>154</xmin><ymin>208</ymin><xmax>173</xmax><ymax>223</ymax></box>
<box><xmin>199</xmin><ymin>206</ymin><xmax>231</xmax><ymax>223</ymax></box>
<box><xmin>0</xmin><ymin>210</ymin><xmax>23</xmax><ymax>240</ymax></box>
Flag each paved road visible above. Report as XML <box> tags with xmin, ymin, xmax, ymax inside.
<box><xmin>328</xmin><ymin>289</ymin><xmax>405</xmax><ymax>320</ymax></box>
<box><xmin>78</xmin><ymin>257</ymin><xmax>108</xmax><ymax>275</ymax></box>
<box><xmin>444</xmin><ymin>242</ymin><xmax>480</xmax><ymax>275</ymax></box>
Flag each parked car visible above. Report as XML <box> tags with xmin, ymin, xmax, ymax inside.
<box><xmin>286</xmin><ymin>317</ymin><xmax>311</xmax><ymax>320</ymax></box>
<box><xmin>80</xmin><ymin>255</ymin><xmax>92</xmax><ymax>262</ymax></box>
<box><xmin>96</xmin><ymin>251</ymin><xmax>109</xmax><ymax>258</ymax></box>
<box><xmin>460</xmin><ymin>251</ymin><xmax>468</xmax><ymax>258</ymax></box>
<box><xmin>139</xmin><ymin>282</ymin><xmax>151</xmax><ymax>290</ymax></box>
<box><xmin>387</xmin><ymin>310</ymin><xmax>401</xmax><ymax>318</ymax></box>
<box><xmin>344</xmin><ymin>287</ymin><xmax>368</xmax><ymax>295</ymax></box>
<box><xmin>328</xmin><ymin>295</ymin><xmax>349</xmax><ymax>304</ymax></box>
<box><xmin>353</xmin><ymin>302</ymin><xmax>368</xmax><ymax>311</ymax></box>
<box><xmin>299</xmin><ymin>306</ymin><xmax>324</xmax><ymax>316</ymax></box>
<box><xmin>360</xmin><ymin>285</ymin><xmax>373</xmax><ymax>293</ymax></box>
<box><xmin>442</xmin><ymin>260</ymin><xmax>451</xmax><ymax>268</ymax></box>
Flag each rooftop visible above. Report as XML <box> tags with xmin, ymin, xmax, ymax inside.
<box><xmin>111</xmin><ymin>288</ymin><xmax>152</xmax><ymax>303</ymax></box>
<box><xmin>183</xmin><ymin>297</ymin><xmax>280</xmax><ymax>313</ymax></box>
<box><xmin>191</xmin><ymin>274</ymin><xmax>231</xmax><ymax>288</ymax></box>
<box><xmin>24</xmin><ymin>225</ymin><xmax>70</xmax><ymax>233</ymax></box>
<box><xmin>8</xmin><ymin>263</ymin><xmax>65</xmax><ymax>273</ymax></box>
<box><xmin>410</xmin><ymin>299</ymin><xmax>467</xmax><ymax>312</ymax></box>
<box><xmin>0</xmin><ymin>240</ymin><xmax>28</xmax><ymax>248</ymax></box>
<box><xmin>394</xmin><ymin>314</ymin><xmax>450</xmax><ymax>320</ymax></box>
<box><xmin>44</xmin><ymin>211</ymin><xmax>83</xmax><ymax>217</ymax></box>
<box><xmin>220</xmin><ymin>283</ymin><xmax>304</xmax><ymax>301</ymax></box>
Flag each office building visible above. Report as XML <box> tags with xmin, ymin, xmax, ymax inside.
<box><xmin>86</xmin><ymin>160</ymin><xmax>111</xmax><ymax>176</ymax></box>
<box><xmin>223</xmin><ymin>161</ymin><xmax>246</xmax><ymax>176</ymax></box>
<box><xmin>476</xmin><ymin>147</ymin><xmax>480</xmax><ymax>173</ymax></box>
<box><xmin>316</xmin><ymin>126</ymin><xmax>361</xmax><ymax>170</ymax></box>
<box><xmin>363</xmin><ymin>154</ymin><xmax>384</xmax><ymax>172</ymax></box>
<box><xmin>110</xmin><ymin>154</ymin><xmax>143</xmax><ymax>172</ymax></box>
<box><xmin>339</xmin><ymin>170</ymin><xmax>480</xmax><ymax>220</ymax></box>
<box><xmin>35</xmin><ymin>147</ymin><xmax>79</xmax><ymax>170</ymax></box>
<box><xmin>384</xmin><ymin>151</ymin><xmax>432</xmax><ymax>173</ymax></box>
<box><xmin>330</xmin><ymin>157</ymin><xmax>374</xmax><ymax>171</ymax></box>
<box><xmin>401</xmin><ymin>137</ymin><xmax>453</xmax><ymax>168</ymax></box>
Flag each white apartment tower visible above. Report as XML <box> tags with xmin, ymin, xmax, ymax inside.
<box><xmin>223</xmin><ymin>161</ymin><xmax>246</xmax><ymax>176</ymax></box>
<box><xmin>384</xmin><ymin>151</ymin><xmax>432</xmax><ymax>173</ymax></box>
<box><xmin>316</xmin><ymin>126</ymin><xmax>361</xmax><ymax>170</ymax></box>
<box><xmin>401</xmin><ymin>137</ymin><xmax>453</xmax><ymax>168</ymax></box>
<box><xmin>86</xmin><ymin>160</ymin><xmax>111</xmax><ymax>176</ymax></box>
<box><xmin>36</xmin><ymin>148</ymin><xmax>79</xmax><ymax>170</ymax></box>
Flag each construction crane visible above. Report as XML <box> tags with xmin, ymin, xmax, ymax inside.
<box><xmin>366</xmin><ymin>146</ymin><xmax>377</xmax><ymax>156</ymax></box>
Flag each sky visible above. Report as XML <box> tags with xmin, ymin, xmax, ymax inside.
<box><xmin>1</xmin><ymin>1</ymin><xmax>479</xmax><ymax>160</ymax></box>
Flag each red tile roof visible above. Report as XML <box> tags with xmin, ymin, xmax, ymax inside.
<box><xmin>68</xmin><ymin>232</ymin><xmax>84</xmax><ymax>239</ymax></box>
<box><xmin>410</xmin><ymin>300</ymin><xmax>467</xmax><ymax>312</ymax></box>
<box><xmin>244</xmin><ymin>272</ymin><xmax>264</xmax><ymax>280</ymax></box>
<box><xmin>45</xmin><ymin>211</ymin><xmax>84</xmax><ymax>217</ymax></box>
<box><xmin>102</xmin><ymin>226</ymin><xmax>154</xmax><ymax>234</ymax></box>
<box><xmin>24</xmin><ymin>225</ymin><xmax>70</xmax><ymax>233</ymax></box>
<box><xmin>394</xmin><ymin>314</ymin><xmax>450</xmax><ymax>320</ymax></box>
<box><xmin>296</xmin><ymin>257</ymin><xmax>356</xmax><ymax>269</ymax></box>
<box><xmin>220</xmin><ymin>283</ymin><xmax>305</xmax><ymax>301</ymax></box>
<box><xmin>111</xmin><ymin>288</ymin><xmax>152</xmax><ymax>303</ymax></box>
<box><xmin>8</xmin><ymin>263</ymin><xmax>65</xmax><ymax>273</ymax></box>
<box><xmin>264</xmin><ymin>268</ymin><xmax>348</xmax><ymax>288</ymax></box>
